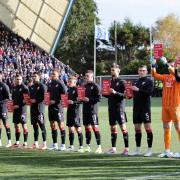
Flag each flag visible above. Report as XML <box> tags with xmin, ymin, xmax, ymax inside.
<box><xmin>95</xmin><ymin>25</ymin><xmax>110</xmax><ymax>41</ymax></box>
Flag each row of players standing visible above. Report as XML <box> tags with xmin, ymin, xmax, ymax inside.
<box><xmin>0</xmin><ymin>63</ymin><xmax>154</xmax><ymax>155</ymax></box>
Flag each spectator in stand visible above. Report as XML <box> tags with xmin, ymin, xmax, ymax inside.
<box><xmin>0</xmin><ymin>22</ymin><xmax>74</xmax><ymax>90</ymax></box>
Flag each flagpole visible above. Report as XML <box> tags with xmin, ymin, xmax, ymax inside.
<box><xmin>150</xmin><ymin>26</ymin><xmax>153</xmax><ymax>59</ymax></box>
<box><xmin>94</xmin><ymin>18</ymin><xmax>96</xmax><ymax>82</ymax></box>
<box><xmin>150</xmin><ymin>26</ymin><xmax>153</xmax><ymax>79</ymax></box>
<box><xmin>114</xmin><ymin>20</ymin><xmax>117</xmax><ymax>64</ymax></box>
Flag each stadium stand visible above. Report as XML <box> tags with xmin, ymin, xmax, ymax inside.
<box><xmin>0</xmin><ymin>21</ymin><xmax>74</xmax><ymax>90</ymax></box>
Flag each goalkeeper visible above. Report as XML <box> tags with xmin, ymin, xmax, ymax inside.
<box><xmin>151</xmin><ymin>56</ymin><xmax>180</xmax><ymax>158</ymax></box>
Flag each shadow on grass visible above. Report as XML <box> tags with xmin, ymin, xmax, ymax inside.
<box><xmin>0</xmin><ymin>148</ymin><xmax>180</xmax><ymax>179</ymax></box>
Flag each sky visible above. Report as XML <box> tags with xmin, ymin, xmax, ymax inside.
<box><xmin>95</xmin><ymin>0</ymin><xmax>180</xmax><ymax>28</ymax></box>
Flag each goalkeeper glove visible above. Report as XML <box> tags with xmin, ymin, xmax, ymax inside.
<box><xmin>160</xmin><ymin>56</ymin><xmax>170</xmax><ymax>68</ymax></box>
<box><xmin>150</xmin><ymin>56</ymin><xmax>156</xmax><ymax>68</ymax></box>
<box><xmin>160</xmin><ymin>56</ymin><xmax>167</xmax><ymax>64</ymax></box>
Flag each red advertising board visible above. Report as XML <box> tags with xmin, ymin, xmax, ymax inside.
<box><xmin>102</xmin><ymin>80</ymin><xmax>110</xmax><ymax>95</ymax></box>
<box><xmin>125</xmin><ymin>80</ymin><xmax>133</xmax><ymax>99</ymax></box>
<box><xmin>61</xmin><ymin>94</ymin><xmax>68</xmax><ymax>108</ymax></box>
<box><xmin>23</xmin><ymin>93</ymin><xmax>31</xmax><ymax>105</ymax></box>
<box><xmin>77</xmin><ymin>86</ymin><xmax>85</xmax><ymax>101</ymax></box>
<box><xmin>7</xmin><ymin>100</ymin><xmax>13</xmax><ymax>112</ymax></box>
<box><xmin>154</xmin><ymin>44</ymin><xmax>163</xmax><ymax>59</ymax></box>
<box><xmin>44</xmin><ymin>92</ymin><xmax>50</xmax><ymax>105</ymax></box>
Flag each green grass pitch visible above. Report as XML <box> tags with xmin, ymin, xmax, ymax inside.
<box><xmin>0</xmin><ymin>97</ymin><xmax>180</xmax><ymax>180</ymax></box>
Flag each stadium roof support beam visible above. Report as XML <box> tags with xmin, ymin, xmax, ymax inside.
<box><xmin>0</xmin><ymin>0</ymin><xmax>73</xmax><ymax>54</ymax></box>
<box><xmin>50</xmin><ymin>0</ymin><xmax>75</xmax><ymax>56</ymax></box>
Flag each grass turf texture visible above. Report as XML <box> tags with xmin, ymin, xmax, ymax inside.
<box><xmin>0</xmin><ymin>97</ymin><xmax>180</xmax><ymax>179</ymax></box>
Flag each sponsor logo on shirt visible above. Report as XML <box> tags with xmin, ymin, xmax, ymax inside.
<box><xmin>165</xmin><ymin>77</ymin><xmax>174</xmax><ymax>88</ymax></box>
<box><xmin>142</xmin><ymin>82</ymin><xmax>146</xmax><ymax>85</ymax></box>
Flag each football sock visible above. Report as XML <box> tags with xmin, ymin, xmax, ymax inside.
<box><xmin>39</xmin><ymin>124</ymin><xmax>46</xmax><ymax>142</ymax></box>
<box><xmin>6</xmin><ymin>127</ymin><xmax>11</xmax><ymax>140</ymax></box>
<box><xmin>111</xmin><ymin>127</ymin><xmax>118</xmax><ymax>148</ymax></box>
<box><xmin>94</xmin><ymin>131</ymin><xmax>101</xmax><ymax>145</ymax></box>
<box><xmin>78</xmin><ymin>132</ymin><xmax>83</xmax><ymax>147</ymax></box>
<box><xmin>135</xmin><ymin>129</ymin><xmax>142</xmax><ymax>147</ymax></box>
<box><xmin>52</xmin><ymin>129</ymin><xmax>57</xmax><ymax>143</ymax></box>
<box><xmin>93</xmin><ymin>127</ymin><xmax>101</xmax><ymax>145</ymax></box>
<box><xmin>146</xmin><ymin>129</ymin><xmax>153</xmax><ymax>148</ymax></box>
<box><xmin>69</xmin><ymin>132</ymin><xmax>74</xmax><ymax>146</ymax></box>
<box><xmin>122</xmin><ymin>130</ymin><xmax>129</xmax><ymax>148</ymax></box>
<box><xmin>164</xmin><ymin>128</ymin><xmax>171</xmax><ymax>150</ymax></box>
<box><xmin>33</xmin><ymin>124</ymin><xmax>39</xmax><ymax>142</ymax></box>
<box><xmin>60</xmin><ymin>130</ymin><xmax>66</xmax><ymax>144</ymax></box>
<box><xmin>15</xmin><ymin>128</ymin><xmax>21</xmax><ymax>142</ymax></box>
<box><xmin>23</xmin><ymin>128</ymin><xmax>28</xmax><ymax>143</ymax></box>
<box><xmin>111</xmin><ymin>133</ymin><xmax>117</xmax><ymax>147</ymax></box>
<box><xmin>85</xmin><ymin>127</ymin><xmax>91</xmax><ymax>145</ymax></box>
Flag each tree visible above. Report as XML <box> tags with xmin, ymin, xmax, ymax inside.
<box><xmin>55</xmin><ymin>5</ymin><xmax>150</xmax><ymax>75</ymax></box>
<box><xmin>121</xmin><ymin>59</ymin><xmax>151</xmax><ymax>75</ymax></box>
<box><xmin>154</xmin><ymin>14</ymin><xmax>180</xmax><ymax>61</ymax></box>
<box><xmin>55</xmin><ymin>0</ymin><xmax>97</xmax><ymax>74</ymax></box>
<box><xmin>109</xmin><ymin>18</ymin><xmax>150</xmax><ymax>68</ymax></box>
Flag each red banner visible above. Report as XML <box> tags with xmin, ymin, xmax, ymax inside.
<box><xmin>44</xmin><ymin>92</ymin><xmax>50</xmax><ymax>105</ymax></box>
<box><xmin>61</xmin><ymin>94</ymin><xmax>68</xmax><ymax>108</ymax></box>
<box><xmin>102</xmin><ymin>80</ymin><xmax>110</xmax><ymax>95</ymax></box>
<box><xmin>23</xmin><ymin>93</ymin><xmax>31</xmax><ymax>105</ymax></box>
<box><xmin>77</xmin><ymin>86</ymin><xmax>85</xmax><ymax>101</ymax></box>
<box><xmin>125</xmin><ymin>80</ymin><xmax>133</xmax><ymax>99</ymax></box>
<box><xmin>7</xmin><ymin>100</ymin><xmax>14</xmax><ymax>112</ymax></box>
<box><xmin>154</xmin><ymin>44</ymin><xmax>163</xmax><ymax>59</ymax></box>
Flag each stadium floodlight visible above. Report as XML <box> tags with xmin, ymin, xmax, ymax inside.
<box><xmin>0</xmin><ymin>0</ymin><xmax>74</xmax><ymax>55</ymax></box>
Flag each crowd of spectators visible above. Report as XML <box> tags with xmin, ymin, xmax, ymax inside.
<box><xmin>0</xmin><ymin>22</ymin><xmax>74</xmax><ymax>90</ymax></box>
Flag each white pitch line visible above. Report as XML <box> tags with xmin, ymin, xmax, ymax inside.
<box><xmin>127</xmin><ymin>172</ymin><xmax>180</xmax><ymax>180</ymax></box>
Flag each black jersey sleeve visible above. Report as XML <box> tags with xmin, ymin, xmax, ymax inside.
<box><xmin>115</xmin><ymin>80</ymin><xmax>125</xmax><ymax>98</ymax></box>
<box><xmin>36</xmin><ymin>84</ymin><xmax>46</xmax><ymax>103</ymax></box>
<box><xmin>3</xmin><ymin>83</ymin><xmax>10</xmax><ymax>100</ymax></box>
<box><xmin>89</xmin><ymin>84</ymin><xmax>101</xmax><ymax>104</ymax></box>
<box><xmin>60</xmin><ymin>80</ymin><xmax>67</xmax><ymax>94</ymax></box>
<box><xmin>175</xmin><ymin>68</ymin><xmax>180</xmax><ymax>82</ymax></box>
<box><xmin>138</xmin><ymin>80</ymin><xmax>153</xmax><ymax>96</ymax></box>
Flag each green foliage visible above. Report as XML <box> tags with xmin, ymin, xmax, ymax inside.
<box><xmin>55</xmin><ymin>4</ymin><xmax>151</xmax><ymax>75</ymax></box>
<box><xmin>154</xmin><ymin>14</ymin><xmax>180</xmax><ymax>61</ymax></box>
<box><xmin>121</xmin><ymin>59</ymin><xmax>151</xmax><ymax>75</ymax></box>
<box><xmin>109</xmin><ymin>18</ymin><xmax>150</xmax><ymax>67</ymax></box>
<box><xmin>55</xmin><ymin>0</ymin><xmax>97</xmax><ymax>74</ymax></box>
